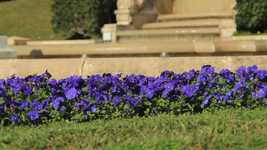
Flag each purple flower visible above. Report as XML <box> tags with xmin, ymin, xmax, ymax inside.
<box><xmin>64</xmin><ymin>88</ymin><xmax>78</xmax><ymax>100</ymax></box>
<box><xmin>9</xmin><ymin>114</ymin><xmax>20</xmax><ymax>123</ymax></box>
<box><xmin>201</xmin><ymin>65</ymin><xmax>215</xmax><ymax>74</ymax></box>
<box><xmin>220</xmin><ymin>69</ymin><xmax>235</xmax><ymax>83</ymax></box>
<box><xmin>256</xmin><ymin>70</ymin><xmax>267</xmax><ymax>80</ymax></box>
<box><xmin>213</xmin><ymin>93</ymin><xmax>224</xmax><ymax>102</ymax></box>
<box><xmin>76</xmin><ymin>99</ymin><xmax>89</xmax><ymax>110</ymax></box>
<box><xmin>19</xmin><ymin>101</ymin><xmax>30</xmax><ymax>110</ymax></box>
<box><xmin>52</xmin><ymin>97</ymin><xmax>64</xmax><ymax>110</ymax></box>
<box><xmin>40</xmin><ymin>71</ymin><xmax>52</xmax><ymax>79</ymax></box>
<box><xmin>42</xmin><ymin>98</ymin><xmax>51</xmax><ymax>109</ymax></box>
<box><xmin>0</xmin><ymin>79</ymin><xmax>5</xmax><ymax>89</ymax></box>
<box><xmin>223</xmin><ymin>91</ymin><xmax>233</xmax><ymax>102</ymax></box>
<box><xmin>32</xmin><ymin>100</ymin><xmax>43</xmax><ymax>111</ymax></box>
<box><xmin>48</xmin><ymin>79</ymin><xmax>57</xmax><ymax>87</ymax></box>
<box><xmin>201</xmin><ymin>95</ymin><xmax>212</xmax><ymax>108</ymax></box>
<box><xmin>236</xmin><ymin>66</ymin><xmax>249</xmax><ymax>80</ymax></box>
<box><xmin>162</xmin><ymin>81</ymin><xmax>177</xmax><ymax>98</ymax></box>
<box><xmin>91</xmin><ymin>105</ymin><xmax>97</xmax><ymax>113</ymax></box>
<box><xmin>22</xmin><ymin>86</ymin><xmax>32</xmax><ymax>96</ymax></box>
<box><xmin>7</xmin><ymin>77</ymin><xmax>25</xmax><ymax>95</ymax></box>
<box><xmin>253</xmin><ymin>86</ymin><xmax>267</xmax><ymax>99</ymax></box>
<box><xmin>125</xmin><ymin>96</ymin><xmax>139</xmax><ymax>107</ymax></box>
<box><xmin>181</xmin><ymin>84</ymin><xmax>199</xmax><ymax>98</ymax></box>
<box><xmin>183</xmin><ymin>70</ymin><xmax>197</xmax><ymax>80</ymax></box>
<box><xmin>247</xmin><ymin>65</ymin><xmax>258</xmax><ymax>74</ymax></box>
<box><xmin>112</xmin><ymin>96</ymin><xmax>121</xmax><ymax>106</ymax></box>
<box><xmin>197</xmin><ymin>74</ymin><xmax>208</xmax><ymax>83</ymax></box>
<box><xmin>27</xmin><ymin>111</ymin><xmax>39</xmax><ymax>121</ymax></box>
<box><xmin>95</xmin><ymin>93</ymin><xmax>108</xmax><ymax>103</ymax></box>
<box><xmin>233</xmin><ymin>80</ymin><xmax>247</xmax><ymax>92</ymax></box>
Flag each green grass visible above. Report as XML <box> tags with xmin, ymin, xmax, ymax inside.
<box><xmin>0</xmin><ymin>0</ymin><xmax>64</xmax><ymax>40</ymax></box>
<box><xmin>1</xmin><ymin>109</ymin><xmax>267</xmax><ymax>150</ymax></box>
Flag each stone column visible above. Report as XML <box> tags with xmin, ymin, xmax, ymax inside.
<box><xmin>115</xmin><ymin>0</ymin><xmax>135</xmax><ymax>26</ymax></box>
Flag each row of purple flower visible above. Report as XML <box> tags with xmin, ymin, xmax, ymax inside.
<box><xmin>1</xmin><ymin>65</ymin><xmax>267</xmax><ymax>125</ymax></box>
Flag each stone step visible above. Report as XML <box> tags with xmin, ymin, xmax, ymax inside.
<box><xmin>142</xmin><ymin>20</ymin><xmax>220</xmax><ymax>30</ymax></box>
<box><xmin>117</xmin><ymin>28</ymin><xmax>220</xmax><ymax>37</ymax></box>
<box><xmin>158</xmin><ymin>13</ymin><xmax>234</xmax><ymax>22</ymax></box>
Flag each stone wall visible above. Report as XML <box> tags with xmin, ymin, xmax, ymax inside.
<box><xmin>1</xmin><ymin>55</ymin><xmax>267</xmax><ymax>78</ymax></box>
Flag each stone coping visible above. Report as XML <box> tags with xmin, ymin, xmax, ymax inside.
<box><xmin>158</xmin><ymin>12</ymin><xmax>234</xmax><ymax>21</ymax></box>
<box><xmin>117</xmin><ymin>28</ymin><xmax>220</xmax><ymax>36</ymax></box>
<box><xmin>11</xmin><ymin>38</ymin><xmax>267</xmax><ymax>57</ymax></box>
<box><xmin>27</xmin><ymin>40</ymin><xmax>96</xmax><ymax>46</ymax></box>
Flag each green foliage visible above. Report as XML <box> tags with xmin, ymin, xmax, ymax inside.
<box><xmin>236</xmin><ymin>0</ymin><xmax>267</xmax><ymax>33</ymax></box>
<box><xmin>1</xmin><ymin>109</ymin><xmax>267</xmax><ymax>150</ymax></box>
<box><xmin>52</xmin><ymin>0</ymin><xmax>117</xmax><ymax>39</ymax></box>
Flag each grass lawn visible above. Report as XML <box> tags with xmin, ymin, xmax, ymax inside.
<box><xmin>1</xmin><ymin>109</ymin><xmax>267</xmax><ymax>150</ymax></box>
<box><xmin>0</xmin><ymin>0</ymin><xmax>64</xmax><ymax>40</ymax></box>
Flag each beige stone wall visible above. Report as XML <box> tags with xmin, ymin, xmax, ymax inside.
<box><xmin>155</xmin><ymin>0</ymin><xmax>174</xmax><ymax>14</ymax></box>
<box><xmin>82</xmin><ymin>56</ymin><xmax>267</xmax><ymax>76</ymax></box>
<box><xmin>1</xmin><ymin>55</ymin><xmax>267</xmax><ymax>78</ymax></box>
<box><xmin>0</xmin><ymin>59</ymin><xmax>83</xmax><ymax>79</ymax></box>
<box><xmin>173</xmin><ymin>0</ymin><xmax>235</xmax><ymax>15</ymax></box>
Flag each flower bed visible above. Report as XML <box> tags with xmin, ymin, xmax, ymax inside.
<box><xmin>1</xmin><ymin>65</ymin><xmax>267</xmax><ymax>125</ymax></box>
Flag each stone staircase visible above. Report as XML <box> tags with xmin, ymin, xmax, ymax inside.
<box><xmin>116</xmin><ymin>13</ymin><xmax>235</xmax><ymax>43</ymax></box>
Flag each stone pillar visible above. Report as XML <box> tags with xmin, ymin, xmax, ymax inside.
<box><xmin>115</xmin><ymin>0</ymin><xmax>135</xmax><ymax>26</ymax></box>
<box><xmin>219</xmin><ymin>0</ymin><xmax>237</xmax><ymax>37</ymax></box>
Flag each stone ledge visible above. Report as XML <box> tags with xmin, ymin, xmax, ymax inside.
<box><xmin>11</xmin><ymin>39</ymin><xmax>267</xmax><ymax>57</ymax></box>
<box><xmin>142</xmin><ymin>20</ymin><xmax>219</xmax><ymax>29</ymax></box>
<box><xmin>158</xmin><ymin>13</ymin><xmax>234</xmax><ymax>22</ymax></box>
<box><xmin>27</xmin><ymin>40</ymin><xmax>95</xmax><ymax>46</ymax></box>
<box><xmin>117</xmin><ymin>28</ymin><xmax>220</xmax><ymax>36</ymax></box>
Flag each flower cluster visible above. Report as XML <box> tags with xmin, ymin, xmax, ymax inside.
<box><xmin>1</xmin><ymin>65</ymin><xmax>267</xmax><ymax>125</ymax></box>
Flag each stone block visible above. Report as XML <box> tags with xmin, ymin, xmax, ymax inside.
<box><xmin>0</xmin><ymin>36</ymin><xmax>8</xmax><ymax>48</ymax></box>
<box><xmin>193</xmin><ymin>39</ymin><xmax>216</xmax><ymax>53</ymax></box>
<box><xmin>101</xmin><ymin>24</ymin><xmax>117</xmax><ymax>43</ymax></box>
<box><xmin>0</xmin><ymin>59</ymin><xmax>83</xmax><ymax>79</ymax></box>
<box><xmin>8</xmin><ymin>36</ymin><xmax>30</xmax><ymax>46</ymax></box>
<box><xmin>0</xmin><ymin>48</ymin><xmax>16</xmax><ymax>58</ymax></box>
<box><xmin>0</xmin><ymin>36</ymin><xmax>16</xmax><ymax>58</ymax></box>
